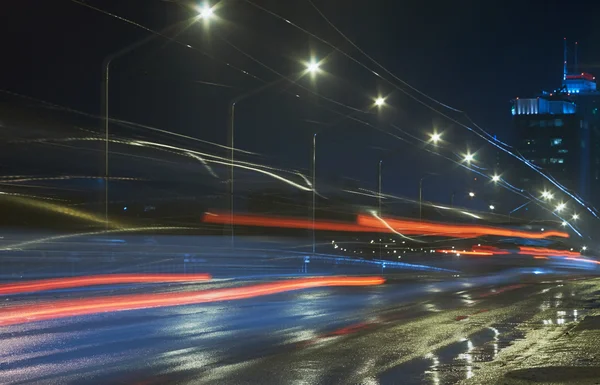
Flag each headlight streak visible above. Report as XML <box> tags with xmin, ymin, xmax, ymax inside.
<box><xmin>369</xmin><ymin>210</ymin><xmax>423</xmax><ymax>243</ymax></box>
<box><xmin>186</xmin><ymin>153</ymin><xmax>219</xmax><ymax>178</ymax></box>
<box><xmin>0</xmin><ymin>194</ymin><xmax>115</xmax><ymax>228</ymax></box>
<box><xmin>21</xmin><ymin>135</ymin><xmax>314</xmax><ymax>192</ymax></box>
<box><xmin>130</xmin><ymin>140</ymin><xmax>313</xmax><ymax>191</ymax></box>
<box><xmin>0</xmin><ymin>226</ymin><xmax>198</xmax><ymax>251</ymax></box>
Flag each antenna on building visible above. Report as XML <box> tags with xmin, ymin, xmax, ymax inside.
<box><xmin>563</xmin><ymin>37</ymin><xmax>568</xmax><ymax>81</ymax></box>
<box><xmin>574</xmin><ymin>41</ymin><xmax>578</xmax><ymax>73</ymax></box>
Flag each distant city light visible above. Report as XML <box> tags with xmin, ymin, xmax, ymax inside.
<box><xmin>375</xmin><ymin>97</ymin><xmax>385</xmax><ymax>107</ymax></box>
<box><xmin>582</xmin><ymin>245</ymin><xmax>587</xmax><ymax>251</ymax></box>
<box><xmin>491</xmin><ymin>174</ymin><xmax>500</xmax><ymax>182</ymax></box>
<box><xmin>489</xmin><ymin>205</ymin><xmax>495</xmax><ymax>210</ymax></box>
<box><xmin>430</xmin><ymin>132</ymin><xmax>441</xmax><ymax>143</ymax></box>
<box><xmin>469</xmin><ymin>192</ymin><xmax>475</xmax><ymax>198</ymax></box>
<box><xmin>464</xmin><ymin>153</ymin><xmax>474</xmax><ymax>162</ymax></box>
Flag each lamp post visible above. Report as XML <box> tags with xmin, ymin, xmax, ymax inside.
<box><xmin>312</xmin><ymin>133</ymin><xmax>316</xmax><ymax>256</ymax></box>
<box><xmin>227</xmin><ymin>60</ymin><xmax>321</xmax><ymax>248</ymax></box>
<box><xmin>378</xmin><ymin>160</ymin><xmax>382</xmax><ymax>259</ymax></box>
<box><xmin>101</xmin><ymin>12</ymin><xmax>212</xmax><ymax>229</ymax></box>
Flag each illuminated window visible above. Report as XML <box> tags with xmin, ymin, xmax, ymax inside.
<box><xmin>558</xmin><ymin>149</ymin><xmax>568</xmax><ymax>153</ymax></box>
<box><xmin>555</xmin><ymin>119</ymin><xmax>564</xmax><ymax>127</ymax></box>
<box><xmin>551</xmin><ymin>138</ymin><xmax>563</xmax><ymax>146</ymax></box>
<box><xmin>550</xmin><ymin>158</ymin><xmax>565</xmax><ymax>164</ymax></box>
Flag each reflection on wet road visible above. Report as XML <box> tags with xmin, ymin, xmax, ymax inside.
<box><xmin>1</xmin><ymin>271</ymin><xmax>596</xmax><ymax>384</ymax></box>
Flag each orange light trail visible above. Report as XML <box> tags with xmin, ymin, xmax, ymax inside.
<box><xmin>472</xmin><ymin>245</ymin><xmax>511</xmax><ymax>255</ymax></box>
<box><xmin>357</xmin><ymin>215</ymin><xmax>569</xmax><ymax>239</ymax></box>
<box><xmin>202</xmin><ymin>212</ymin><xmax>569</xmax><ymax>240</ymax></box>
<box><xmin>518</xmin><ymin>246</ymin><xmax>581</xmax><ymax>257</ymax></box>
<box><xmin>0</xmin><ymin>276</ymin><xmax>385</xmax><ymax>327</ymax></box>
<box><xmin>0</xmin><ymin>274</ymin><xmax>213</xmax><ymax>295</ymax></box>
<box><xmin>203</xmin><ymin>212</ymin><xmax>380</xmax><ymax>233</ymax></box>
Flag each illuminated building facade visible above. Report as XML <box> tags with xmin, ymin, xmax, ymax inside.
<box><xmin>511</xmin><ymin>40</ymin><xmax>600</xmax><ymax>205</ymax></box>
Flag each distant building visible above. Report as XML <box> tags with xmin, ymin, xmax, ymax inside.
<box><xmin>511</xmin><ymin>40</ymin><xmax>600</xmax><ymax>206</ymax></box>
<box><xmin>512</xmin><ymin>95</ymin><xmax>580</xmax><ymax>193</ymax></box>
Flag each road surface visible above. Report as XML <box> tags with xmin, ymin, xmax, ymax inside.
<box><xmin>1</xmin><ymin>233</ymin><xmax>598</xmax><ymax>384</ymax></box>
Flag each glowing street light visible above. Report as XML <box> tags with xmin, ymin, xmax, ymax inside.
<box><xmin>306</xmin><ymin>60</ymin><xmax>321</xmax><ymax>74</ymax></box>
<box><xmin>464</xmin><ymin>153</ymin><xmax>474</xmax><ymax>163</ymax></box>
<box><xmin>582</xmin><ymin>245</ymin><xmax>587</xmax><ymax>251</ymax></box>
<box><xmin>469</xmin><ymin>191</ymin><xmax>475</xmax><ymax>198</ymax></box>
<box><xmin>375</xmin><ymin>97</ymin><xmax>385</xmax><ymax>107</ymax></box>
<box><xmin>556</xmin><ymin>202</ymin><xmax>566</xmax><ymax>212</ymax></box>
<box><xmin>572</xmin><ymin>213</ymin><xmax>579</xmax><ymax>220</ymax></box>
<box><xmin>430</xmin><ymin>132</ymin><xmax>441</xmax><ymax>143</ymax></box>
<box><xmin>491</xmin><ymin>174</ymin><xmax>500</xmax><ymax>183</ymax></box>
<box><xmin>197</xmin><ymin>3</ymin><xmax>214</xmax><ymax>19</ymax></box>
<box><xmin>489</xmin><ymin>205</ymin><xmax>495</xmax><ymax>210</ymax></box>
<box><xmin>561</xmin><ymin>221</ymin><xmax>568</xmax><ymax>227</ymax></box>
<box><xmin>542</xmin><ymin>190</ymin><xmax>553</xmax><ymax>200</ymax></box>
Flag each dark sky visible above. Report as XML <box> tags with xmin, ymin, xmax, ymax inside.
<box><xmin>3</xmin><ymin>0</ymin><xmax>600</xmax><ymax>205</ymax></box>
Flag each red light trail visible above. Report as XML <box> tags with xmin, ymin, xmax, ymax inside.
<box><xmin>203</xmin><ymin>212</ymin><xmax>379</xmax><ymax>233</ymax></box>
<box><xmin>203</xmin><ymin>212</ymin><xmax>569</xmax><ymax>240</ymax></box>
<box><xmin>518</xmin><ymin>246</ymin><xmax>581</xmax><ymax>257</ymax></box>
<box><xmin>357</xmin><ymin>215</ymin><xmax>569</xmax><ymax>239</ymax></box>
<box><xmin>0</xmin><ymin>276</ymin><xmax>385</xmax><ymax>327</ymax></box>
<box><xmin>0</xmin><ymin>274</ymin><xmax>213</xmax><ymax>295</ymax></box>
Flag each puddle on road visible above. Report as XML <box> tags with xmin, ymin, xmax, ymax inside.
<box><xmin>378</xmin><ymin>325</ymin><xmax>525</xmax><ymax>385</ymax></box>
<box><xmin>378</xmin><ymin>307</ymin><xmax>587</xmax><ymax>385</ymax></box>
<box><xmin>541</xmin><ymin>309</ymin><xmax>585</xmax><ymax>326</ymax></box>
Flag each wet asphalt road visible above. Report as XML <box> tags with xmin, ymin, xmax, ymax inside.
<box><xmin>1</xmin><ymin>269</ymin><xmax>597</xmax><ymax>385</ymax></box>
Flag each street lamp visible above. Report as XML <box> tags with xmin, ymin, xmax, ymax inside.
<box><xmin>572</xmin><ymin>213</ymin><xmax>579</xmax><ymax>220</ymax></box>
<box><xmin>561</xmin><ymin>221</ymin><xmax>568</xmax><ymax>227</ymax></box>
<box><xmin>306</xmin><ymin>60</ymin><xmax>321</xmax><ymax>74</ymax></box>
<box><xmin>489</xmin><ymin>205</ymin><xmax>495</xmax><ymax>210</ymax></box>
<box><xmin>542</xmin><ymin>190</ymin><xmax>553</xmax><ymax>200</ymax></box>
<box><xmin>556</xmin><ymin>202</ymin><xmax>566</xmax><ymax>212</ymax></box>
<box><xmin>101</xmin><ymin>19</ymin><xmax>206</xmax><ymax>229</ymax></box>
<box><xmin>228</xmin><ymin>59</ymin><xmax>322</xmax><ymax>248</ymax></box>
<box><xmin>469</xmin><ymin>191</ymin><xmax>475</xmax><ymax>198</ymax></box>
<box><xmin>375</xmin><ymin>97</ymin><xmax>385</xmax><ymax>107</ymax></box>
<box><xmin>430</xmin><ymin>132</ymin><xmax>441</xmax><ymax>143</ymax></box>
<box><xmin>197</xmin><ymin>3</ymin><xmax>214</xmax><ymax>19</ymax></box>
<box><xmin>582</xmin><ymin>245</ymin><xmax>587</xmax><ymax>251</ymax></box>
<box><xmin>464</xmin><ymin>153</ymin><xmax>474</xmax><ymax>163</ymax></box>
<box><xmin>491</xmin><ymin>174</ymin><xmax>500</xmax><ymax>183</ymax></box>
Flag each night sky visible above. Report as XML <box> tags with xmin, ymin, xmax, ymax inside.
<box><xmin>3</xmin><ymin>0</ymin><xmax>600</xmax><ymax>205</ymax></box>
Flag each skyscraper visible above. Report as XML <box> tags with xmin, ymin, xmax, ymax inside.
<box><xmin>512</xmin><ymin>39</ymin><xmax>600</xmax><ymax>207</ymax></box>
